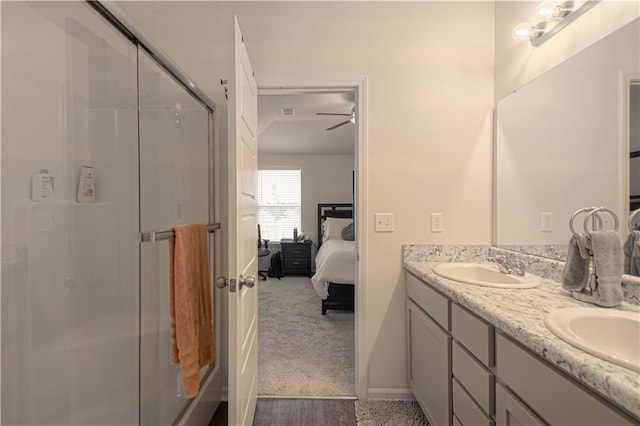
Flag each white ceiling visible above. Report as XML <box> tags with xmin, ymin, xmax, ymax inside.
<box><xmin>111</xmin><ymin>2</ymin><xmax>356</xmax><ymax>156</ymax></box>
<box><xmin>258</xmin><ymin>92</ymin><xmax>355</xmax><ymax>155</ymax></box>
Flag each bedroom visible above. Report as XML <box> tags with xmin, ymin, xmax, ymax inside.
<box><xmin>256</xmin><ymin>91</ymin><xmax>357</xmax><ymax>397</ymax></box>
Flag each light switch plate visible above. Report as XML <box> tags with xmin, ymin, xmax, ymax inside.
<box><xmin>540</xmin><ymin>212</ymin><xmax>553</xmax><ymax>232</ymax></box>
<box><xmin>431</xmin><ymin>213</ymin><xmax>444</xmax><ymax>233</ymax></box>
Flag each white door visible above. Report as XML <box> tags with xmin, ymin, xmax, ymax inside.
<box><xmin>227</xmin><ymin>16</ymin><xmax>259</xmax><ymax>426</ymax></box>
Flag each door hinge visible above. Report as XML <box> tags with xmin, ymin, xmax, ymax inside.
<box><xmin>220</xmin><ymin>78</ymin><xmax>229</xmax><ymax>100</ymax></box>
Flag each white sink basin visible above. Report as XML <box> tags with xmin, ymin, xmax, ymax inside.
<box><xmin>432</xmin><ymin>263</ymin><xmax>541</xmax><ymax>289</ymax></box>
<box><xmin>545</xmin><ymin>307</ymin><xmax>640</xmax><ymax>373</ymax></box>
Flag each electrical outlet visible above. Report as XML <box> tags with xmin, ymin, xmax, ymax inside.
<box><xmin>431</xmin><ymin>213</ymin><xmax>444</xmax><ymax>233</ymax></box>
<box><xmin>540</xmin><ymin>212</ymin><xmax>553</xmax><ymax>232</ymax></box>
<box><xmin>374</xmin><ymin>213</ymin><xmax>394</xmax><ymax>232</ymax></box>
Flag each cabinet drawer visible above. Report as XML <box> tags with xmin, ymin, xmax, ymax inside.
<box><xmin>453</xmin><ymin>341</ymin><xmax>494</xmax><ymax>416</ymax></box>
<box><xmin>284</xmin><ymin>258</ymin><xmax>309</xmax><ymax>270</ymax></box>
<box><xmin>452</xmin><ymin>303</ymin><xmax>493</xmax><ymax>367</ymax></box>
<box><xmin>407</xmin><ymin>272</ymin><xmax>449</xmax><ymax>329</ymax></box>
<box><xmin>453</xmin><ymin>378</ymin><xmax>494</xmax><ymax>426</ymax></box>
<box><xmin>496</xmin><ymin>333</ymin><xmax>634</xmax><ymax>425</ymax></box>
<box><xmin>283</xmin><ymin>246</ymin><xmax>309</xmax><ymax>257</ymax></box>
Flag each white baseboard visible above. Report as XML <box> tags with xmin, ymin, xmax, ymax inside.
<box><xmin>366</xmin><ymin>388</ymin><xmax>415</xmax><ymax>400</ymax></box>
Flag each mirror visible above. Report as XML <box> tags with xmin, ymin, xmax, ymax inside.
<box><xmin>495</xmin><ymin>18</ymin><xmax>639</xmax><ymax>264</ymax></box>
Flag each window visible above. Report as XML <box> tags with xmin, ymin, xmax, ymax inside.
<box><xmin>257</xmin><ymin>169</ymin><xmax>301</xmax><ymax>241</ymax></box>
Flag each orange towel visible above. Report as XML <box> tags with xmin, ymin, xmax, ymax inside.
<box><xmin>169</xmin><ymin>224</ymin><xmax>214</xmax><ymax>398</ymax></box>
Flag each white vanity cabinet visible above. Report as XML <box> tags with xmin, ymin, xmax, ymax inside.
<box><xmin>406</xmin><ymin>269</ymin><xmax>639</xmax><ymax>426</ymax></box>
<box><xmin>406</xmin><ymin>272</ymin><xmax>496</xmax><ymax>426</ymax></box>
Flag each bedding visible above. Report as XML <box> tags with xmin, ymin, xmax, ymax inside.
<box><xmin>322</xmin><ymin>217</ymin><xmax>353</xmax><ymax>243</ymax></box>
<box><xmin>311</xmin><ymin>239</ymin><xmax>356</xmax><ymax>300</ymax></box>
<box><xmin>314</xmin><ymin>203</ymin><xmax>356</xmax><ymax>314</ymax></box>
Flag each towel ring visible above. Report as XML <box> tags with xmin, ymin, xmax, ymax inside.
<box><xmin>569</xmin><ymin>207</ymin><xmax>602</xmax><ymax>236</ymax></box>
<box><xmin>630</xmin><ymin>209</ymin><xmax>640</xmax><ymax>231</ymax></box>
<box><xmin>583</xmin><ymin>207</ymin><xmax>619</xmax><ymax>237</ymax></box>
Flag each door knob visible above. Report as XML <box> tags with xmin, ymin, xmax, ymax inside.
<box><xmin>239</xmin><ymin>275</ymin><xmax>256</xmax><ymax>290</ymax></box>
<box><xmin>215</xmin><ymin>276</ymin><xmax>229</xmax><ymax>288</ymax></box>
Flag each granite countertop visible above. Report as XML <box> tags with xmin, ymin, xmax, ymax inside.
<box><xmin>404</xmin><ymin>258</ymin><xmax>640</xmax><ymax>420</ymax></box>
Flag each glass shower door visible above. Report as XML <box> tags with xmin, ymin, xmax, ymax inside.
<box><xmin>138</xmin><ymin>49</ymin><xmax>212</xmax><ymax>424</ymax></box>
<box><xmin>1</xmin><ymin>2</ymin><xmax>139</xmax><ymax>424</ymax></box>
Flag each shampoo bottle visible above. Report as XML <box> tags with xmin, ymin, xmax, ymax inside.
<box><xmin>31</xmin><ymin>169</ymin><xmax>55</xmax><ymax>201</ymax></box>
<box><xmin>77</xmin><ymin>165</ymin><xmax>95</xmax><ymax>203</ymax></box>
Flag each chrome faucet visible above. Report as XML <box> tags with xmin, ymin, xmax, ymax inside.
<box><xmin>489</xmin><ymin>255</ymin><xmax>526</xmax><ymax>276</ymax></box>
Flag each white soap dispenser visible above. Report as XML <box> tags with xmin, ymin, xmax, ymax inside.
<box><xmin>76</xmin><ymin>165</ymin><xmax>95</xmax><ymax>203</ymax></box>
<box><xmin>31</xmin><ymin>169</ymin><xmax>55</xmax><ymax>201</ymax></box>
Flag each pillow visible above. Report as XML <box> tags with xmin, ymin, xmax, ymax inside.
<box><xmin>341</xmin><ymin>222</ymin><xmax>355</xmax><ymax>241</ymax></box>
<box><xmin>322</xmin><ymin>217</ymin><xmax>352</xmax><ymax>242</ymax></box>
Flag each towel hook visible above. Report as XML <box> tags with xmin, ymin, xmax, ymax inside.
<box><xmin>629</xmin><ymin>208</ymin><xmax>640</xmax><ymax>231</ymax></box>
<box><xmin>569</xmin><ymin>207</ymin><xmax>602</xmax><ymax>237</ymax></box>
<box><xmin>583</xmin><ymin>207</ymin><xmax>619</xmax><ymax>237</ymax></box>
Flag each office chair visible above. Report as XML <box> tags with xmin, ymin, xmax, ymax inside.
<box><xmin>257</xmin><ymin>224</ymin><xmax>270</xmax><ymax>280</ymax></box>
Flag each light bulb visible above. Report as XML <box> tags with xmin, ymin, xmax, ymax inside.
<box><xmin>512</xmin><ymin>22</ymin><xmax>532</xmax><ymax>41</ymax></box>
<box><xmin>535</xmin><ymin>1</ymin><xmax>556</xmax><ymax>21</ymax></box>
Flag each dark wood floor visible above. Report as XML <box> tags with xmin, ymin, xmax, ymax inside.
<box><xmin>209</xmin><ymin>399</ymin><xmax>357</xmax><ymax>426</ymax></box>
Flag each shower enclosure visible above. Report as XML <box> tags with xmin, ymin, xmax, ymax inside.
<box><xmin>1</xmin><ymin>2</ymin><xmax>219</xmax><ymax>424</ymax></box>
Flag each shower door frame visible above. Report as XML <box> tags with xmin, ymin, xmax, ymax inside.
<box><xmin>87</xmin><ymin>2</ymin><xmax>223</xmax><ymax>424</ymax></box>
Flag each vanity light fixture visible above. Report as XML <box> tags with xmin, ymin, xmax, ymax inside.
<box><xmin>512</xmin><ymin>0</ymin><xmax>600</xmax><ymax>46</ymax></box>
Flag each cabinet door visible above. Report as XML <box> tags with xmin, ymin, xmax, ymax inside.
<box><xmin>407</xmin><ymin>299</ymin><xmax>451</xmax><ymax>426</ymax></box>
<box><xmin>496</xmin><ymin>383</ymin><xmax>545</xmax><ymax>426</ymax></box>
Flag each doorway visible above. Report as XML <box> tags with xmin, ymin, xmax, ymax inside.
<box><xmin>255</xmin><ymin>81</ymin><xmax>366</xmax><ymax>399</ymax></box>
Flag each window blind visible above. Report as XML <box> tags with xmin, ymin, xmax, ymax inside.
<box><xmin>257</xmin><ymin>169</ymin><xmax>301</xmax><ymax>241</ymax></box>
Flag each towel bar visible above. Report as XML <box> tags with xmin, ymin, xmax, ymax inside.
<box><xmin>630</xmin><ymin>209</ymin><xmax>640</xmax><ymax>231</ymax></box>
<box><xmin>583</xmin><ymin>207</ymin><xmax>618</xmax><ymax>237</ymax></box>
<box><xmin>140</xmin><ymin>223</ymin><xmax>221</xmax><ymax>243</ymax></box>
<box><xmin>569</xmin><ymin>207</ymin><xmax>602</xmax><ymax>237</ymax></box>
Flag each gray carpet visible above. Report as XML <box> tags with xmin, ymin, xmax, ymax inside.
<box><xmin>258</xmin><ymin>276</ymin><xmax>355</xmax><ymax>397</ymax></box>
<box><xmin>355</xmin><ymin>400</ymin><xmax>429</xmax><ymax>426</ymax></box>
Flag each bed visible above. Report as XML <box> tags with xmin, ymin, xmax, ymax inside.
<box><xmin>311</xmin><ymin>203</ymin><xmax>356</xmax><ymax>315</ymax></box>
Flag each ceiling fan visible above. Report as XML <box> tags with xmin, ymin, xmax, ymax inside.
<box><xmin>315</xmin><ymin>106</ymin><xmax>355</xmax><ymax>130</ymax></box>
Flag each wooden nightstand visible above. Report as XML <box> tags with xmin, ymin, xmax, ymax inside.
<box><xmin>280</xmin><ymin>239</ymin><xmax>312</xmax><ymax>277</ymax></box>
